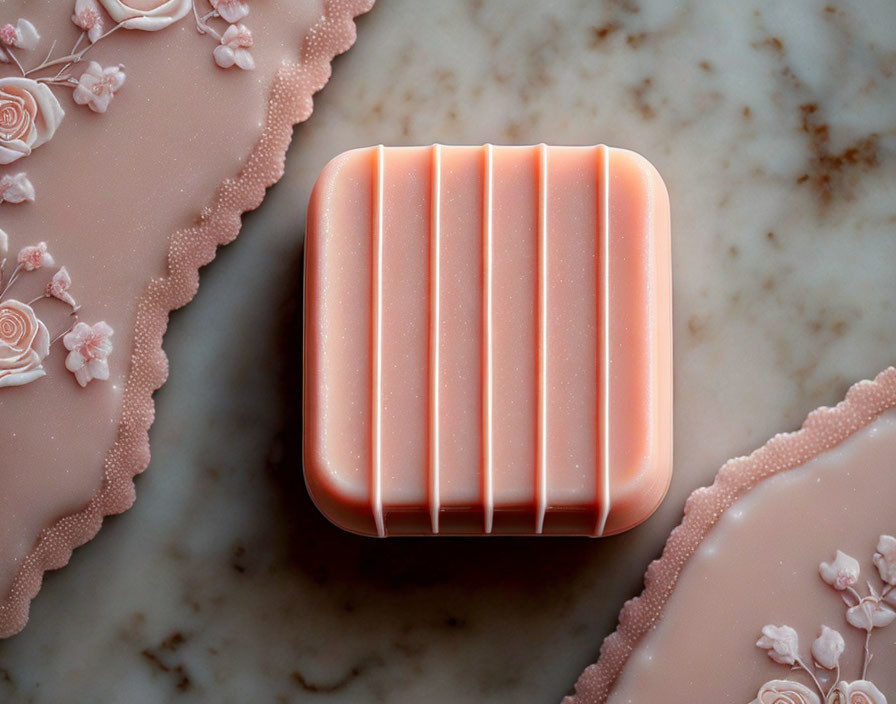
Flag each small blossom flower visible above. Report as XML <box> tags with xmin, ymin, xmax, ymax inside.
<box><xmin>0</xmin><ymin>19</ymin><xmax>40</xmax><ymax>61</ymax></box>
<box><xmin>0</xmin><ymin>172</ymin><xmax>35</xmax><ymax>204</ymax></box>
<box><xmin>72</xmin><ymin>62</ymin><xmax>126</xmax><ymax>114</ymax></box>
<box><xmin>873</xmin><ymin>534</ymin><xmax>896</xmax><ymax>586</ymax></box>
<box><xmin>0</xmin><ymin>229</ymin><xmax>8</xmax><ymax>256</ymax></box>
<box><xmin>756</xmin><ymin>625</ymin><xmax>801</xmax><ymax>666</ymax></box>
<box><xmin>63</xmin><ymin>321</ymin><xmax>113</xmax><ymax>387</ymax></box>
<box><xmin>846</xmin><ymin>596</ymin><xmax>896</xmax><ymax>631</ymax></box>
<box><xmin>810</xmin><ymin>625</ymin><xmax>844</xmax><ymax>669</ymax></box>
<box><xmin>826</xmin><ymin>680</ymin><xmax>887</xmax><ymax>704</ymax></box>
<box><xmin>210</xmin><ymin>0</ymin><xmax>250</xmax><ymax>23</ymax></box>
<box><xmin>213</xmin><ymin>24</ymin><xmax>255</xmax><ymax>70</ymax></box>
<box><xmin>820</xmin><ymin>551</ymin><xmax>861</xmax><ymax>591</ymax></box>
<box><xmin>750</xmin><ymin>679</ymin><xmax>820</xmax><ymax>704</ymax></box>
<box><xmin>17</xmin><ymin>241</ymin><xmax>53</xmax><ymax>271</ymax></box>
<box><xmin>47</xmin><ymin>267</ymin><xmax>76</xmax><ymax>307</ymax></box>
<box><xmin>72</xmin><ymin>0</ymin><xmax>105</xmax><ymax>43</ymax></box>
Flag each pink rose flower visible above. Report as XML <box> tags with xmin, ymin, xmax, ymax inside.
<box><xmin>0</xmin><ymin>172</ymin><xmax>35</xmax><ymax>203</ymax></box>
<box><xmin>47</xmin><ymin>267</ymin><xmax>76</xmax><ymax>307</ymax></box>
<box><xmin>873</xmin><ymin>535</ymin><xmax>896</xmax><ymax>586</ymax></box>
<box><xmin>99</xmin><ymin>0</ymin><xmax>192</xmax><ymax>31</ymax></box>
<box><xmin>826</xmin><ymin>680</ymin><xmax>887</xmax><ymax>704</ymax></box>
<box><xmin>72</xmin><ymin>62</ymin><xmax>126</xmax><ymax>114</ymax></box>
<box><xmin>63</xmin><ymin>320</ymin><xmax>113</xmax><ymax>387</ymax></box>
<box><xmin>820</xmin><ymin>551</ymin><xmax>861</xmax><ymax>591</ymax></box>
<box><xmin>0</xmin><ymin>77</ymin><xmax>65</xmax><ymax>165</ymax></box>
<box><xmin>751</xmin><ymin>680</ymin><xmax>820</xmax><ymax>704</ymax></box>
<box><xmin>0</xmin><ymin>299</ymin><xmax>50</xmax><ymax>388</ymax></box>
<box><xmin>210</xmin><ymin>0</ymin><xmax>250</xmax><ymax>23</ymax></box>
<box><xmin>17</xmin><ymin>241</ymin><xmax>54</xmax><ymax>271</ymax></box>
<box><xmin>0</xmin><ymin>19</ymin><xmax>40</xmax><ymax>61</ymax></box>
<box><xmin>72</xmin><ymin>0</ymin><xmax>105</xmax><ymax>43</ymax></box>
<box><xmin>214</xmin><ymin>24</ymin><xmax>255</xmax><ymax>70</ymax></box>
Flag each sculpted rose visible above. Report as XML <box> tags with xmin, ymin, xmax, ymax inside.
<box><xmin>751</xmin><ymin>680</ymin><xmax>821</xmax><ymax>704</ymax></box>
<box><xmin>0</xmin><ymin>77</ymin><xmax>65</xmax><ymax>165</ymax></box>
<box><xmin>826</xmin><ymin>681</ymin><xmax>887</xmax><ymax>704</ymax></box>
<box><xmin>99</xmin><ymin>0</ymin><xmax>192</xmax><ymax>31</ymax></box>
<box><xmin>0</xmin><ymin>299</ymin><xmax>50</xmax><ymax>388</ymax></box>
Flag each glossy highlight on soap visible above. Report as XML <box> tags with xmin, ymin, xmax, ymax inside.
<box><xmin>304</xmin><ymin>144</ymin><xmax>672</xmax><ymax>537</ymax></box>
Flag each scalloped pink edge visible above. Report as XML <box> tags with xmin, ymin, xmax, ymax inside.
<box><xmin>564</xmin><ymin>366</ymin><xmax>896</xmax><ymax>704</ymax></box>
<box><xmin>0</xmin><ymin>0</ymin><xmax>375</xmax><ymax>639</ymax></box>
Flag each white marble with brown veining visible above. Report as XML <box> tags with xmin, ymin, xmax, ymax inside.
<box><xmin>0</xmin><ymin>0</ymin><xmax>894</xmax><ymax>701</ymax></box>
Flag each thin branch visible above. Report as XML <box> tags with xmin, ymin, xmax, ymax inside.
<box><xmin>5</xmin><ymin>47</ymin><xmax>26</xmax><ymax>77</ymax></box>
<box><xmin>23</xmin><ymin>21</ymin><xmax>128</xmax><ymax>76</ymax></box>
<box><xmin>862</xmin><ymin>630</ymin><xmax>872</xmax><ymax>680</ymax></box>
<box><xmin>0</xmin><ymin>264</ymin><xmax>23</xmax><ymax>299</ymax></box>
<box><xmin>795</xmin><ymin>657</ymin><xmax>826</xmax><ymax>700</ymax></box>
<box><xmin>71</xmin><ymin>31</ymin><xmax>85</xmax><ymax>56</ymax></box>
<box><xmin>41</xmin><ymin>39</ymin><xmax>58</xmax><ymax>66</ymax></box>
<box><xmin>192</xmin><ymin>0</ymin><xmax>222</xmax><ymax>40</ymax></box>
<box><xmin>50</xmin><ymin>313</ymin><xmax>79</xmax><ymax>346</ymax></box>
<box><xmin>35</xmin><ymin>76</ymin><xmax>78</xmax><ymax>86</ymax></box>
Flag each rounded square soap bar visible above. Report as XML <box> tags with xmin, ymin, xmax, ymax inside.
<box><xmin>304</xmin><ymin>145</ymin><xmax>672</xmax><ymax>537</ymax></box>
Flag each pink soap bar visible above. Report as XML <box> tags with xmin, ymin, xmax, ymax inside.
<box><xmin>304</xmin><ymin>145</ymin><xmax>672</xmax><ymax>537</ymax></box>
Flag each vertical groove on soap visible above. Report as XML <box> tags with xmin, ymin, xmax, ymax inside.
<box><xmin>535</xmin><ymin>144</ymin><xmax>548</xmax><ymax>534</ymax></box>
<box><xmin>428</xmin><ymin>145</ymin><xmax>441</xmax><ymax>534</ymax></box>
<box><xmin>482</xmin><ymin>144</ymin><xmax>495</xmax><ymax>534</ymax></box>
<box><xmin>596</xmin><ymin>144</ymin><xmax>611</xmax><ymax>537</ymax></box>
<box><xmin>372</xmin><ymin>145</ymin><xmax>385</xmax><ymax>537</ymax></box>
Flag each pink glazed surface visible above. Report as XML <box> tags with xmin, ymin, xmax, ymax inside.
<box><xmin>304</xmin><ymin>144</ymin><xmax>672</xmax><ymax>537</ymax></box>
<box><xmin>0</xmin><ymin>0</ymin><xmax>373</xmax><ymax>637</ymax></box>
<box><xmin>567</xmin><ymin>367</ymin><xmax>896</xmax><ymax>703</ymax></box>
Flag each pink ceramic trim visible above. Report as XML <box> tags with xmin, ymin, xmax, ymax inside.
<box><xmin>0</xmin><ymin>0</ymin><xmax>375</xmax><ymax>638</ymax></box>
<box><xmin>565</xmin><ymin>366</ymin><xmax>896</xmax><ymax>703</ymax></box>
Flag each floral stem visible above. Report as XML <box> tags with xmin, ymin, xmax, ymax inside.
<box><xmin>795</xmin><ymin>658</ymin><xmax>826</xmax><ymax>700</ymax></box>
<box><xmin>846</xmin><ymin>586</ymin><xmax>863</xmax><ymax>605</ymax></box>
<box><xmin>71</xmin><ymin>31</ymin><xmax>85</xmax><ymax>56</ymax></box>
<box><xmin>41</xmin><ymin>39</ymin><xmax>58</xmax><ymax>66</ymax></box>
<box><xmin>862</xmin><ymin>629</ymin><xmax>872</xmax><ymax>680</ymax></box>
<box><xmin>5</xmin><ymin>47</ymin><xmax>26</xmax><ymax>77</ymax></box>
<box><xmin>193</xmin><ymin>0</ymin><xmax>222</xmax><ymax>40</ymax></box>
<box><xmin>23</xmin><ymin>21</ymin><xmax>128</xmax><ymax>77</ymax></box>
<box><xmin>51</xmin><ymin>314</ymin><xmax>79</xmax><ymax>346</ymax></box>
<box><xmin>35</xmin><ymin>77</ymin><xmax>78</xmax><ymax>86</ymax></box>
<box><xmin>26</xmin><ymin>294</ymin><xmax>48</xmax><ymax>306</ymax></box>
<box><xmin>0</xmin><ymin>264</ymin><xmax>23</xmax><ymax>299</ymax></box>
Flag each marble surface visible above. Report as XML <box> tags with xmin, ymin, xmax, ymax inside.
<box><xmin>1</xmin><ymin>0</ymin><xmax>894</xmax><ymax>701</ymax></box>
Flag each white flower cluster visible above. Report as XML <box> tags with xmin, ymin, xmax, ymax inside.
<box><xmin>750</xmin><ymin>537</ymin><xmax>896</xmax><ymax>704</ymax></box>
